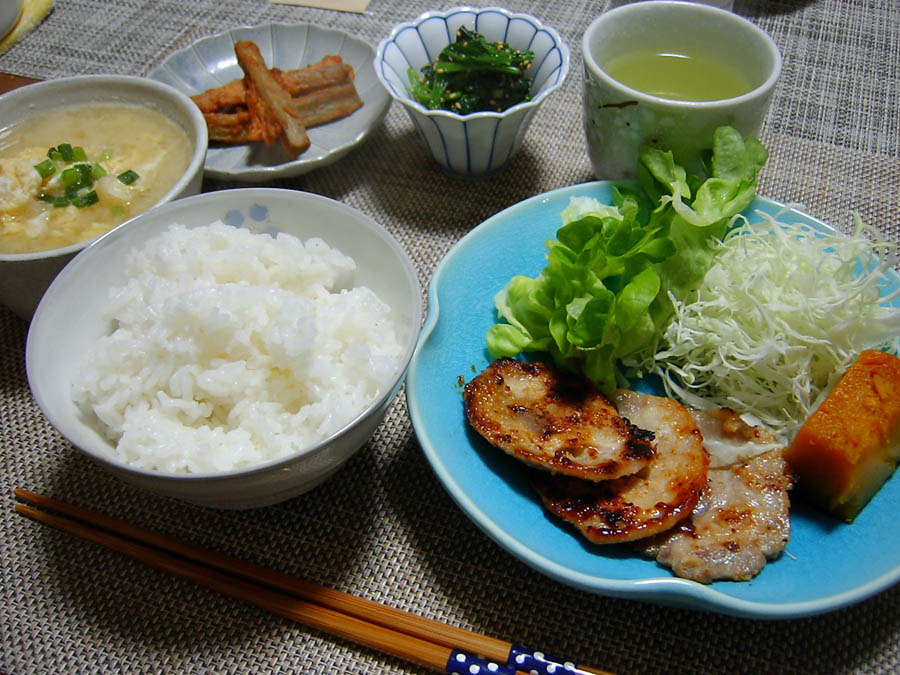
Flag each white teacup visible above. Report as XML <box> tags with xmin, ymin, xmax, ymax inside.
<box><xmin>582</xmin><ymin>0</ymin><xmax>781</xmax><ymax>178</ymax></box>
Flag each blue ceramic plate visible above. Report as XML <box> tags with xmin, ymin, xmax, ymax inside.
<box><xmin>406</xmin><ymin>181</ymin><xmax>900</xmax><ymax>619</ymax></box>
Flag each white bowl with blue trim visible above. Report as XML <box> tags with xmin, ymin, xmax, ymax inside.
<box><xmin>26</xmin><ymin>188</ymin><xmax>423</xmax><ymax>509</ymax></box>
<box><xmin>375</xmin><ymin>6</ymin><xmax>569</xmax><ymax>177</ymax></box>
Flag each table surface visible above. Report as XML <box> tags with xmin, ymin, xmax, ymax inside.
<box><xmin>2</xmin><ymin>1</ymin><xmax>899</xmax><ymax>673</ymax></box>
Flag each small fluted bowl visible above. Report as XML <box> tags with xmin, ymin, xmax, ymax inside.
<box><xmin>375</xmin><ymin>6</ymin><xmax>569</xmax><ymax>177</ymax></box>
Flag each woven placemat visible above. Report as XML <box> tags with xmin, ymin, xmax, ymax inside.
<box><xmin>2</xmin><ymin>1</ymin><xmax>899</xmax><ymax>673</ymax></box>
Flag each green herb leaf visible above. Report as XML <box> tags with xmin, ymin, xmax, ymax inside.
<box><xmin>406</xmin><ymin>25</ymin><xmax>534</xmax><ymax>114</ymax></box>
<box><xmin>485</xmin><ymin>125</ymin><xmax>768</xmax><ymax>394</ymax></box>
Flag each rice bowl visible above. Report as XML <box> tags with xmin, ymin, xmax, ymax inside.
<box><xmin>26</xmin><ymin>188</ymin><xmax>422</xmax><ymax>509</ymax></box>
<box><xmin>73</xmin><ymin>222</ymin><xmax>405</xmax><ymax>474</ymax></box>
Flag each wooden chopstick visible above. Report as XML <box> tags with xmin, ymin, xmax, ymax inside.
<box><xmin>0</xmin><ymin>72</ymin><xmax>39</xmax><ymax>94</ymax></box>
<box><xmin>13</xmin><ymin>499</ymin><xmax>458</xmax><ymax>672</ymax></box>
<box><xmin>13</xmin><ymin>488</ymin><xmax>610</xmax><ymax>675</ymax></box>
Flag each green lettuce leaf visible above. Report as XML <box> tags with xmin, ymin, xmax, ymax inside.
<box><xmin>484</xmin><ymin>125</ymin><xmax>768</xmax><ymax>394</ymax></box>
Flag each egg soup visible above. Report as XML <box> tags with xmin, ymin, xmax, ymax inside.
<box><xmin>0</xmin><ymin>103</ymin><xmax>191</xmax><ymax>254</ymax></box>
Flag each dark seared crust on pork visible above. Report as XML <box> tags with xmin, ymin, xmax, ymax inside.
<box><xmin>533</xmin><ymin>471</ymin><xmax>700</xmax><ymax>544</ymax></box>
<box><xmin>534</xmin><ymin>390</ymin><xmax>710</xmax><ymax>544</ymax></box>
<box><xmin>464</xmin><ymin>359</ymin><xmax>656</xmax><ymax>481</ymax></box>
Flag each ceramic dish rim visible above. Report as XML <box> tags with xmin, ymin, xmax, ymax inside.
<box><xmin>0</xmin><ymin>0</ymin><xmax>23</xmax><ymax>40</ymax></box>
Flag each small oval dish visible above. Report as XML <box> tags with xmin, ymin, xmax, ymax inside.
<box><xmin>149</xmin><ymin>23</ymin><xmax>391</xmax><ymax>181</ymax></box>
<box><xmin>375</xmin><ymin>6</ymin><xmax>569</xmax><ymax>177</ymax></box>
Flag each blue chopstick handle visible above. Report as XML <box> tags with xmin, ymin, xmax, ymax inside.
<box><xmin>446</xmin><ymin>649</ymin><xmax>517</xmax><ymax>674</ymax></box>
<box><xmin>508</xmin><ymin>645</ymin><xmax>593</xmax><ymax>674</ymax></box>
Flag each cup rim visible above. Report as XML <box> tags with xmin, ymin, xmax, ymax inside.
<box><xmin>581</xmin><ymin>0</ymin><xmax>782</xmax><ymax>109</ymax></box>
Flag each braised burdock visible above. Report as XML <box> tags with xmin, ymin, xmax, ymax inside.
<box><xmin>191</xmin><ymin>40</ymin><xmax>363</xmax><ymax>158</ymax></box>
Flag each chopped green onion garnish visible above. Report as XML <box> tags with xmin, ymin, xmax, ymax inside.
<box><xmin>57</xmin><ymin>143</ymin><xmax>75</xmax><ymax>162</ymax></box>
<box><xmin>71</xmin><ymin>190</ymin><xmax>99</xmax><ymax>208</ymax></box>
<box><xmin>34</xmin><ymin>159</ymin><xmax>56</xmax><ymax>179</ymax></box>
<box><xmin>37</xmin><ymin>144</ymin><xmax>129</xmax><ymax>210</ymax></box>
<box><xmin>61</xmin><ymin>164</ymin><xmax>93</xmax><ymax>191</ymax></box>
<box><xmin>38</xmin><ymin>192</ymin><xmax>73</xmax><ymax>207</ymax></box>
<box><xmin>117</xmin><ymin>169</ymin><xmax>139</xmax><ymax>185</ymax></box>
<box><xmin>60</xmin><ymin>166</ymin><xmax>78</xmax><ymax>187</ymax></box>
<box><xmin>111</xmin><ymin>204</ymin><xmax>127</xmax><ymax>219</ymax></box>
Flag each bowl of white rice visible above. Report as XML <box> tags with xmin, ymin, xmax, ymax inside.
<box><xmin>25</xmin><ymin>188</ymin><xmax>423</xmax><ymax>509</ymax></box>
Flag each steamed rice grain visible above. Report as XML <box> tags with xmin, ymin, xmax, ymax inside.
<box><xmin>73</xmin><ymin>222</ymin><xmax>404</xmax><ymax>473</ymax></box>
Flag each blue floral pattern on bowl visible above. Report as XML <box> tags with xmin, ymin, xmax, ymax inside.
<box><xmin>375</xmin><ymin>7</ymin><xmax>569</xmax><ymax>177</ymax></box>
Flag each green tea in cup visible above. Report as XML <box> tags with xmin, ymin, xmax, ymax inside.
<box><xmin>602</xmin><ymin>47</ymin><xmax>753</xmax><ymax>102</ymax></box>
<box><xmin>581</xmin><ymin>1</ymin><xmax>781</xmax><ymax>178</ymax></box>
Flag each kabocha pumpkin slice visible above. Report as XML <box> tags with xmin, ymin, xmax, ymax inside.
<box><xmin>785</xmin><ymin>349</ymin><xmax>900</xmax><ymax>521</ymax></box>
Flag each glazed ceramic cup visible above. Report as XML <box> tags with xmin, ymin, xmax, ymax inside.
<box><xmin>582</xmin><ymin>0</ymin><xmax>781</xmax><ymax>178</ymax></box>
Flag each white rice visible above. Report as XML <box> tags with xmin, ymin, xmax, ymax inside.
<box><xmin>73</xmin><ymin>221</ymin><xmax>405</xmax><ymax>474</ymax></box>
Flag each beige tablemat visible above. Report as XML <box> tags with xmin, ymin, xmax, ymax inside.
<box><xmin>1</xmin><ymin>1</ymin><xmax>899</xmax><ymax>674</ymax></box>
<box><xmin>270</xmin><ymin>0</ymin><xmax>370</xmax><ymax>14</ymax></box>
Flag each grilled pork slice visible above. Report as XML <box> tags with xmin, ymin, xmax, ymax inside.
<box><xmin>534</xmin><ymin>390</ymin><xmax>709</xmax><ymax>544</ymax></box>
<box><xmin>638</xmin><ymin>448</ymin><xmax>793</xmax><ymax>583</ymax></box>
<box><xmin>464</xmin><ymin>359</ymin><xmax>656</xmax><ymax>482</ymax></box>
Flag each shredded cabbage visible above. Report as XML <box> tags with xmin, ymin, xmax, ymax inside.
<box><xmin>627</xmin><ymin>209</ymin><xmax>900</xmax><ymax>439</ymax></box>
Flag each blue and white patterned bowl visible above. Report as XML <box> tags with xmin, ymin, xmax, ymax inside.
<box><xmin>375</xmin><ymin>6</ymin><xmax>569</xmax><ymax>177</ymax></box>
